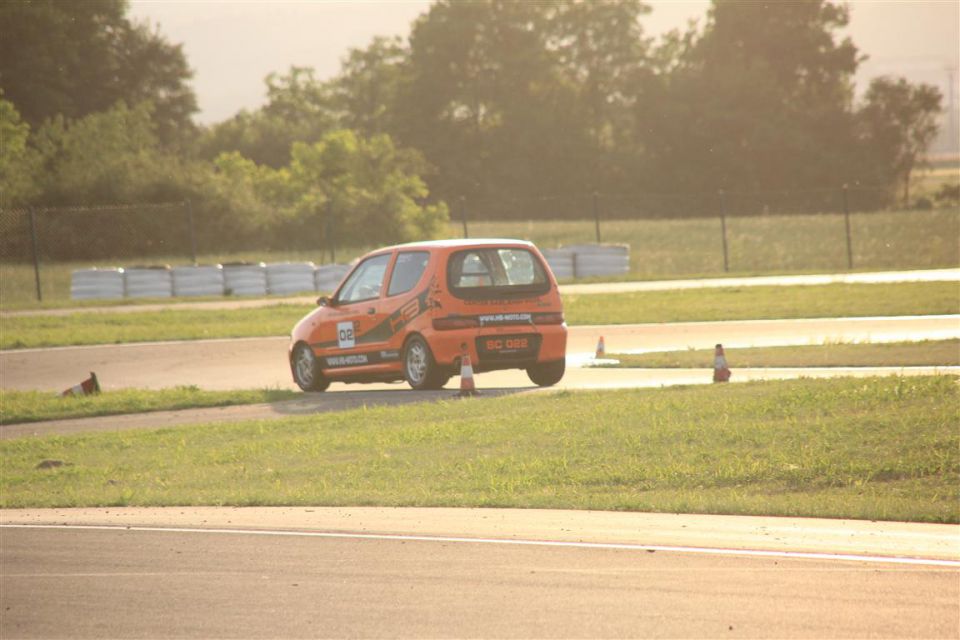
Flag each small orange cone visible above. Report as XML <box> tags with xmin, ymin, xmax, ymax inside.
<box><xmin>595</xmin><ymin>336</ymin><xmax>606</xmax><ymax>358</ymax></box>
<box><xmin>62</xmin><ymin>372</ymin><xmax>101</xmax><ymax>397</ymax></box>
<box><xmin>457</xmin><ymin>352</ymin><xmax>479</xmax><ymax>397</ymax></box>
<box><xmin>713</xmin><ymin>344</ymin><xmax>731</xmax><ymax>383</ymax></box>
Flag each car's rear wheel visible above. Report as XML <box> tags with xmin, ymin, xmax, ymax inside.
<box><xmin>292</xmin><ymin>343</ymin><xmax>330</xmax><ymax>392</ymax></box>
<box><xmin>527</xmin><ymin>359</ymin><xmax>565</xmax><ymax>387</ymax></box>
<box><xmin>403</xmin><ymin>335</ymin><xmax>448</xmax><ymax>390</ymax></box>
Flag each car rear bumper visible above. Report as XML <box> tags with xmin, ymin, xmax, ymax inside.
<box><xmin>427</xmin><ymin>324</ymin><xmax>567</xmax><ymax>370</ymax></box>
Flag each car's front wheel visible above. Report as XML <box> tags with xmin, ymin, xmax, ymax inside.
<box><xmin>292</xmin><ymin>343</ymin><xmax>330</xmax><ymax>392</ymax></box>
<box><xmin>403</xmin><ymin>335</ymin><xmax>448</xmax><ymax>390</ymax></box>
<box><xmin>527</xmin><ymin>359</ymin><xmax>565</xmax><ymax>387</ymax></box>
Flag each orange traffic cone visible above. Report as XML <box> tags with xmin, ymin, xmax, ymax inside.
<box><xmin>713</xmin><ymin>344</ymin><xmax>731</xmax><ymax>383</ymax></box>
<box><xmin>595</xmin><ymin>336</ymin><xmax>606</xmax><ymax>358</ymax></box>
<box><xmin>457</xmin><ymin>353</ymin><xmax>479</xmax><ymax>397</ymax></box>
<box><xmin>62</xmin><ymin>372</ymin><xmax>101</xmax><ymax>397</ymax></box>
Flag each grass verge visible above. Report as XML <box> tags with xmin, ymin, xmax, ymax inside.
<box><xmin>3</xmin><ymin>282</ymin><xmax>958</xmax><ymax>350</ymax></box>
<box><xmin>0</xmin><ymin>387</ymin><xmax>297</xmax><ymax>425</ymax></box>
<box><xmin>2</xmin><ymin>376</ymin><xmax>957</xmax><ymax>523</ymax></box>
<box><xmin>598</xmin><ymin>340</ymin><xmax>960</xmax><ymax>369</ymax></box>
<box><xmin>562</xmin><ymin>281</ymin><xmax>959</xmax><ymax>325</ymax></box>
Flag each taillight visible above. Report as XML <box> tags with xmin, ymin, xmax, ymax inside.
<box><xmin>432</xmin><ymin>316</ymin><xmax>481</xmax><ymax>330</ymax></box>
<box><xmin>533</xmin><ymin>312</ymin><xmax>565</xmax><ymax>325</ymax></box>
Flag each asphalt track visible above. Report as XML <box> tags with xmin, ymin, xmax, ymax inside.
<box><xmin>2</xmin><ymin>508</ymin><xmax>958</xmax><ymax>638</ymax></box>
<box><xmin>3</xmin><ymin>315</ymin><xmax>958</xmax><ymax>393</ymax></box>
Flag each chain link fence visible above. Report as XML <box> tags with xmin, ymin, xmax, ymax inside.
<box><xmin>1</xmin><ymin>186</ymin><xmax>957</xmax><ymax>304</ymax></box>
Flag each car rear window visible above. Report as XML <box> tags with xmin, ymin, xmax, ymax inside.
<box><xmin>447</xmin><ymin>248</ymin><xmax>550</xmax><ymax>298</ymax></box>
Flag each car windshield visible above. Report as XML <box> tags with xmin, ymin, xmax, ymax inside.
<box><xmin>447</xmin><ymin>248</ymin><xmax>549</xmax><ymax>298</ymax></box>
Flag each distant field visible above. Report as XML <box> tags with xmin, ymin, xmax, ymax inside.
<box><xmin>2</xmin><ymin>208</ymin><xmax>956</xmax><ymax>307</ymax></box>
<box><xmin>2</xmin><ymin>282</ymin><xmax>957</xmax><ymax>350</ymax></box>
<box><xmin>2</xmin><ymin>376</ymin><xmax>956</xmax><ymax>523</ymax></box>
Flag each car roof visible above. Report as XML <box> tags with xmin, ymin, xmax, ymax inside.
<box><xmin>375</xmin><ymin>238</ymin><xmax>536</xmax><ymax>253</ymax></box>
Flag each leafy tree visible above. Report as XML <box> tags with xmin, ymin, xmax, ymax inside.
<box><xmin>30</xmin><ymin>101</ymin><xmax>162</xmax><ymax>205</ymax></box>
<box><xmin>331</xmin><ymin>37</ymin><xmax>409</xmax><ymax>136</ymax></box>
<box><xmin>399</xmin><ymin>1</ymin><xmax>606</xmax><ymax>210</ymax></box>
<box><xmin>199</xmin><ymin>67</ymin><xmax>336</xmax><ymax>168</ymax></box>
<box><xmin>0</xmin><ymin>97</ymin><xmax>39</xmax><ymax>207</ymax></box>
<box><xmin>640</xmin><ymin>0</ymin><xmax>860</xmax><ymax>197</ymax></box>
<box><xmin>0</xmin><ymin>0</ymin><xmax>197</xmax><ymax>146</ymax></box>
<box><xmin>215</xmin><ymin>130</ymin><xmax>449</xmax><ymax>249</ymax></box>
<box><xmin>546</xmin><ymin>0</ymin><xmax>653</xmax><ymax>190</ymax></box>
<box><xmin>857</xmin><ymin>77</ymin><xmax>942</xmax><ymax>203</ymax></box>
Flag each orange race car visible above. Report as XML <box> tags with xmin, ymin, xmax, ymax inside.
<box><xmin>289</xmin><ymin>239</ymin><xmax>567</xmax><ymax>391</ymax></box>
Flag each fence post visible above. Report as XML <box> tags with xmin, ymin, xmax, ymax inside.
<box><xmin>460</xmin><ymin>196</ymin><xmax>469</xmax><ymax>238</ymax></box>
<box><xmin>325</xmin><ymin>207</ymin><xmax>336</xmax><ymax>264</ymax></box>
<box><xmin>28</xmin><ymin>207</ymin><xmax>42</xmax><ymax>302</ymax></box>
<box><xmin>718</xmin><ymin>190</ymin><xmax>730</xmax><ymax>273</ymax></box>
<box><xmin>592</xmin><ymin>191</ymin><xmax>602</xmax><ymax>243</ymax></box>
<box><xmin>185</xmin><ymin>199</ymin><xmax>198</xmax><ymax>265</ymax></box>
<box><xmin>842</xmin><ymin>184</ymin><xmax>853</xmax><ymax>270</ymax></box>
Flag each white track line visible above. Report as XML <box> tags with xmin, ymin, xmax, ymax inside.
<box><xmin>3</xmin><ymin>524</ymin><xmax>957</xmax><ymax>568</ymax></box>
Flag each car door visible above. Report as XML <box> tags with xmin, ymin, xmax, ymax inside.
<box><xmin>318</xmin><ymin>252</ymin><xmax>393</xmax><ymax>372</ymax></box>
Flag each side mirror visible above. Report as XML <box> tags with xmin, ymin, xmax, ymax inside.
<box><xmin>317</xmin><ymin>296</ymin><xmax>331</xmax><ymax>307</ymax></box>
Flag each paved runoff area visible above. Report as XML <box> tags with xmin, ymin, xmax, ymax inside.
<box><xmin>2</xmin><ymin>508</ymin><xmax>958</xmax><ymax>638</ymax></box>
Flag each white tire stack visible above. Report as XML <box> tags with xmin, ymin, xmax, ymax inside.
<box><xmin>314</xmin><ymin>264</ymin><xmax>351</xmax><ymax>293</ymax></box>
<box><xmin>222</xmin><ymin>263</ymin><xmax>267</xmax><ymax>296</ymax></box>
<box><xmin>171</xmin><ymin>265</ymin><xmax>225</xmax><ymax>297</ymax></box>
<box><xmin>70</xmin><ymin>268</ymin><xmax>125</xmax><ymax>300</ymax></box>
<box><xmin>124</xmin><ymin>266</ymin><xmax>173</xmax><ymax>298</ymax></box>
<box><xmin>266</xmin><ymin>262</ymin><xmax>316</xmax><ymax>295</ymax></box>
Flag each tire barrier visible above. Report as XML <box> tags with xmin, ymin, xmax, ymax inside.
<box><xmin>266</xmin><ymin>262</ymin><xmax>317</xmax><ymax>295</ymax></box>
<box><xmin>124</xmin><ymin>266</ymin><xmax>173</xmax><ymax>298</ymax></box>
<box><xmin>69</xmin><ymin>262</ymin><xmax>352</xmax><ymax>300</ymax></box>
<box><xmin>315</xmin><ymin>264</ymin><xmax>351</xmax><ymax>293</ymax></box>
<box><xmin>222</xmin><ymin>262</ymin><xmax>268</xmax><ymax>296</ymax></box>
<box><xmin>543</xmin><ymin>244</ymin><xmax>630</xmax><ymax>279</ymax></box>
<box><xmin>70</xmin><ymin>268</ymin><xmax>125</xmax><ymax>300</ymax></box>
<box><xmin>171</xmin><ymin>265</ymin><xmax>225</xmax><ymax>297</ymax></box>
<box><xmin>542</xmin><ymin>248</ymin><xmax>575</xmax><ymax>280</ymax></box>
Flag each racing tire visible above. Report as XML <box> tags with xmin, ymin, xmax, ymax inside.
<box><xmin>403</xmin><ymin>335</ymin><xmax>448</xmax><ymax>391</ymax></box>
<box><xmin>527</xmin><ymin>359</ymin><xmax>565</xmax><ymax>387</ymax></box>
<box><xmin>292</xmin><ymin>343</ymin><xmax>330</xmax><ymax>392</ymax></box>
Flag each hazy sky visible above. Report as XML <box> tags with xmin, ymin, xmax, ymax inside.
<box><xmin>128</xmin><ymin>0</ymin><xmax>960</xmax><ymax>126</ymax></box>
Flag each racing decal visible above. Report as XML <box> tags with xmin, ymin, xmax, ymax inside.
<box><xmin>326</xmin><ymin>354</ymin><xmax>367</xmax><ymax>367</ymax></box>
<box><xmin>390</xmin><ymin>297</ymin><xmax>421</xmax><ymax>333</ymax></box>
<box><xmin>353</xmin><ymin>287</ymin><xmax>433</xmax><ymax>345</ymax></box>
<box><xmin>462</xmin><ymin>297</ymin><xmax>541</xmax><ymax>306</ymax></box>
<box><xmin>323</xmin><ymin>349</ymin><xmax>401</xmax><ymax>369</ymax></box>
<box><xmin>478</xmin><ymin>313</ymin><xmax>532</xmax><ymax>326</ymax></box>
<box><xmin>310</xmin><ymin>287</ymin><xmax>433</xmax><ymax>351</ymax></box>
<box><xmin>336</xmin><ymin>321</ymin><xmax>356</xmax><ymax>348</ymax></box>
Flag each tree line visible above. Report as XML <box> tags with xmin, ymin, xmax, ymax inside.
<box><xmin>0</xmin><ymin>0</ymin><xmax>946</xmax><ymax>259</ymax></box>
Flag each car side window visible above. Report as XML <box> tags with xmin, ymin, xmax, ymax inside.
<box><xmin>387</xmin><ymin>251</ymin><xmax>430</xmax><ymax>297</ymax></box>
<box><xmin>337</xmin><ymin>254</ymin><xmax>391</xmax><ymax>303</ymax></box>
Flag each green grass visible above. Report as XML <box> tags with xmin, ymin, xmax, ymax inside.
<box><xmin>3</xmin><ymin>282</ymin><xmax>957</xmax><ymax>350</ymax></box>
<box><xmin>3</xmin><ymin>208</ymin><xmax>956</xmax><ymax>308</ymax></box>
<box><xmin>0</xmin><ymin>387</ymin><xmax>298</xmax><ymax>425</ymax></box>
<box><xmin>562</xmin><ymin>281</ymin><xmax>958</xmax><ymax>325</ymax></box>
<box><xmin>1</xmin><ymin>304</ymin><xmax>308</xmax><ymax>349</ymax></box>
<box><xmin>1</xmin><ymin>376</ymin><xmax>957</xmax><ymax>523</ymax></box>
<box><xmin>598</xmin><ymin>340</ymin><xmax>960</xmax><ymax>369</ymax></box>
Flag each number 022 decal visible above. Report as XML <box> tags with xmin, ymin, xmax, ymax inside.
<box><xmin>337</xmin><ymin>321</ymin><xmax>355</xmax><ymax>348</ymax></box>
